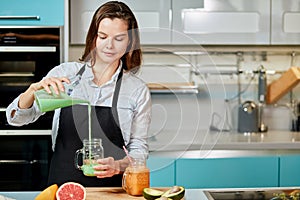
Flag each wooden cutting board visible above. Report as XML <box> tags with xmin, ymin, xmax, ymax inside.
<box><xmin>86</xmin><ymin>187</ymin><xmax>149</xmax><ymax>200</ymax></box>
<box><xmin>267</xmin><ymin>66</ymin><xmax>300</xmax><ymax>104</ymax></box>
<box><xmin>86</xmin><ymin>187</ymin><xmax>181</xmax><ymax>200</ymax></box>
<box><xmin>86</xmin><ymin>187</ymin><xmax>185</xmax><ymax>200</ymax></box>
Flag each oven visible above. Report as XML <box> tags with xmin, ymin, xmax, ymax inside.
<box><xmin>0</xmin><ymin>133</ymin><xmax>52</xmax><ymax>191</ymax></box>
<box><xmin>0</xmin><ymin>26</ymin><xmax>62</xmax><ymax>191</ymax></box>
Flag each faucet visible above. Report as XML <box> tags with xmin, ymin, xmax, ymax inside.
<box><xmin>257</xmin><ymin>65</ymin><xmax>268</xmax><ymax>132</ymax></box>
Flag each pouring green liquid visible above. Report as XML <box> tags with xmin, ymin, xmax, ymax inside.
<box><xmin>83</xmin><ymin>103</ymin><xmax>98</xmax><ymax>177</ymax></box>
<box><xmin>34</xmin><ymin>88</ymin><xmax>100</xmax><ymax>176</ymax></box>
<box><xmin>34</xmin><ymin>88</ymin><xmax>89</xmax><ymax>112</ymax></box>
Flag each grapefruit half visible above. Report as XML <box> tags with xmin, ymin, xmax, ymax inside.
<box><xmin>56</xmin><ymin>182</ymin><xmax>86</xmax><ymax>200</ymax></box>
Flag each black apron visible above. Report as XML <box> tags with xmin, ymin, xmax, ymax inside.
<box><xmin>47</xmin><ymin>66</ymin><xmax>126</xmax><ymax>187</ymax></box>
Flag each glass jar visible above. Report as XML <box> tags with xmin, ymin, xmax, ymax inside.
<box><xmin>75</xmin><ymin>138</ymin><xmax>104</xmax><ymax>176</ymax></box>
<box><xmin>122</xmin><ymin>158</ymin><xmax>150</xmax><ymax>196</ymax></box>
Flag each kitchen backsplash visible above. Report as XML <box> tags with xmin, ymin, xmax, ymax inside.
<box><xmin>69</xmin><ymin>45</ymin><xmax>300</xmax><ymax>132</ymax></box>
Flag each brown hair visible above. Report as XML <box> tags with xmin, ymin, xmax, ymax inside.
<box><xmin>80</xmin><ymin>1</ymin><xmax>142</xmax><ymax>73</ymax></box>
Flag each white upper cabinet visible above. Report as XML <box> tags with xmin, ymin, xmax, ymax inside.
<box><xmin>70</xmin><ymin>0</ymin><xmax>300</xmax><ymax>45</ymax></box>
<box><xmin>70</xmin><ymin>0</ymin><xmax>171</xmax><ymax>45</ymax></box>
<box><xmin>171</xmin><ymin>0</ymin><xmax>271</xmax><ymax>45</ymax></box>
<box><xmin>271</xmin><ymin>0</ymin><xmax>300</xmax><ymax>44</ymax></box>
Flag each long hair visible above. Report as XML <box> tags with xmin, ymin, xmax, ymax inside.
<box><xmin>80</xmin><ymin>1</ymin><xmax>142</xmax><ymax>73</ymax></box>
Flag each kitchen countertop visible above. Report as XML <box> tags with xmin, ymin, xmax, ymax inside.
<box><xmin>148</xmin><ymin>129</ymin><xmax>300</xmax><ymax>152</ymax></box>
<box><xmin>1</xmin><ymin>187</ymin><xmax>300</xmax><ymax>200</ymax></box>
<box><xmin>2</xmin><ymin>129</ymin><xmax>300</xmax><ymax>152</ymax></box>
<box><xmin>0</xmin><ymin>187</ymin><xmax>205</xmax><ymax>200</ymax></box>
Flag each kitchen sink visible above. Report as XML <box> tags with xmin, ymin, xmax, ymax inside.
<box><xmin>203</xmin><ymin>188</ymin><xmax>300</xmax><ymax>200</ymax></box>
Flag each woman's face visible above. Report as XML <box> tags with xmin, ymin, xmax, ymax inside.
<box><xmin>95</xmin><ymin>18</ymin><xmax>129</xmax><ymax>65</ymax></box>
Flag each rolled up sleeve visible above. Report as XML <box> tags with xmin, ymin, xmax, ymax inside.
<box><xmin>6</xmin><ymin>94</ymin><xmax>43</xmax><ymax>126</ymax></box>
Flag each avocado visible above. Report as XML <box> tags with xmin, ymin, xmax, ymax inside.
<box><xmin>161</xmin><ymin>186</ymin><xmax>185</xmax><ymax>200</ymax></box>
<box><xmin>143</xmin><ymin>188</ymin><xmax>164</xmax><ymax>200</ymax></box>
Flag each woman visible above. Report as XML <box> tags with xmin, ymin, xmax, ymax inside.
<box><xmin>6</xmin><ymin>1</ymin><xmax>151</xmax><ymax>187</ymax></box>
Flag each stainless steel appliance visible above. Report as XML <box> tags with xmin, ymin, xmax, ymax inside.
<box><xmin>204</xmin><ymin>188</ymin><xmax>300</xmax><ymax>200</ymax></box>
<box><xmin>0</xmin><ymin>134</ymin><xmax>52</xmax><ymax>191</ymax></box>
<box><xmin>0</xmin><ymin>26</ymin><xmax>62</xmax><ymax>129</ymax></box>
<box><xmin>238</xmin><ymin>100</ymin><xmax>259</xmax><ymax>133</ymax></box>
<box><xmin>0</xmin><ymin>26</ymin><xmax>62</xmax><ymax>190</ymax></box>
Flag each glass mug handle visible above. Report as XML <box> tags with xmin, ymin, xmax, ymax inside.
<box><xmin>74</xmin><ymin>149</ymin><xmax>83</xmax><ymax>170</ymax></box>
<box><xmin>122</xmin><ymin>170</ymin><xmax>129</xmax><ymax>192</ymax></box>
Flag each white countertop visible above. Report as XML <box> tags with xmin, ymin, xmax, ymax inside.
<box><xmin>148</xmin><ymin>129</ymin><xmax>300</xmax><ymax>152</ymax></box>
<box><xmin>2</xmin><ymin>129</ymin><xmax>300</xmax><ymax>153</ymax></box>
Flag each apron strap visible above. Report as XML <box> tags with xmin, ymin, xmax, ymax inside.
<box><xmin>112</xmin><ymin>70</ymin><xmax>123</xmax><ymax>107</ymax></box>
<box><xmin>111</xmin><ymin>69</ymin><xmax>123</xmax><ymax>128</ymax></box>
<box><xmin>76</xmin><ymin>64</ymin><xmax>86</xmax><ymax>76</ymax></box>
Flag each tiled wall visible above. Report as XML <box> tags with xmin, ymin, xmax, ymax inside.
<box><xmin>69</xmin><ymin>45</ymin><xmax>300</xmax><ymax>132</ymax></box>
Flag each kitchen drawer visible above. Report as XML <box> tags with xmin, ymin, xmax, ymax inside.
<box><xmin>279</xmin><ymin>155</ymin><xmax>300</xmax><ymax>187</ymax></box>
<box><xmin>0</xmin><ymin>0</ymin><xmax>64</xmax><ymax>26</ymax></box>
<box><xmin>176</xmin><ymin>157</ymin><xmax>279</xmax><ymax>188</ymax></box>
<box><xmin>147</xmin><ymin>157</ymin><xmax>175</xmax><ymax>187</ymax></box>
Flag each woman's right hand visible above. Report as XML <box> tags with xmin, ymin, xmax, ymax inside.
<box><xmin>18</xmin><ymin>76</ymin><xmax>70</xmax><ymax>110</ymax></box>
<box><xmin>30</xmin><ymin>76</ymin><xmax>71</xmax><ymax>95</ymax></box>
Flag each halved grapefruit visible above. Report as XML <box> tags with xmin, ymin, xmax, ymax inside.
<box><xmin>56</xmin><ymin>182</ymin><xmax>86</xmax><ymax>200</ymax></box>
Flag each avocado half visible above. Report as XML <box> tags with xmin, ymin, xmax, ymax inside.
<box><xmin>161</xmin><ymin>186</ymin><xmax>185</xmax><ymax>200</ymax></box>
<box><xmin>143</xmin><ymin>188</ymin><xmax>165</xmax><ymax>200</ymax></box>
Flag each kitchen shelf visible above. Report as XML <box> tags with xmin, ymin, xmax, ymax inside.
<box><xmin>147</xmin><ymin>82</ymin><xmax>199</xmax><ymax>94</ymax></box>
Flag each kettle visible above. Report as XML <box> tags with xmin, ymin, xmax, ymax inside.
<box><xmin>238</xmin><ymin>101</ymin><xmax>259</xmax><ymax>133</ymax></box>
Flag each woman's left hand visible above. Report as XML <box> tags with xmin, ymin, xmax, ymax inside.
<box><xmin>94</xmin><ymin>157</ymin><xmax>120</xmax><ymax>178</ymax></box>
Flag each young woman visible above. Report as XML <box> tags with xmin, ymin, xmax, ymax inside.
<box><xmin>6</xmin><ymin>1</ymin><xmax>151</xmax><ymax>187</ymax></box>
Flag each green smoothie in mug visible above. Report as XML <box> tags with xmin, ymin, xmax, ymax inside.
<box><xmin>75</xmin><ymin>138</ymin><xmax>104</xmax><ymax>177</ymax></box>
<box><xmin>81</xmin><ymin>163</ymin><xmax>98</xmax><ymax>177</ymax></box>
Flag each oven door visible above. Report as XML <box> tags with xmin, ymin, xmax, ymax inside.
<box><xmin>0</xmin><ymin>26</ymin><xmax>61</xmax><ymax>130</ymax></box>
<box><xmin>0</xmin><ymin>133</ymin><xmax>52</xmax><ymax>191</ymax></box>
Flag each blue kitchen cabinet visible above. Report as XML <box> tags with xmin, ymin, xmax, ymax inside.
<box><xmin>176</xmin><ymin>157</ymin><xmax>279</xmax><ymax>189</ymax></box>
<box><xmin>279</xmin><ymin>155</ymin><xmax>300</xmax><ymax>187</ymax></box>
<box><xmin>0</xmin><ymin>0</ymin><xmax>64</xmax><ymax>26</ymax></box>
<box><xmin>147</xmin><ymin>157</ymin><xmax>175</xmax><ymax>187</ymax></box>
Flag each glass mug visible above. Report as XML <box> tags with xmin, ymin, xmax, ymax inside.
<box><xmin>122</xmin><ymin>158</ymin><xmax>150</xmax><ymax>196</ymax></box>
<box><xmin>75</xmin><ymin>138</ymin><xmax>104</xmax><ymax>176</ymax></box>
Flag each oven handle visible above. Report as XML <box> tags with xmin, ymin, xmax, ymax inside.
<box><xmin>0</xmin><ymin>73</ymin><xmax>34</xmax><ymax>77</ymax></box>
<box><xmin>0</xmin><ymin>159</ymin><xmax>39</xmax><ymax>164</ymax></box>
<box><xmin>0</xmin><ymin>46</ymin><xmax>56</xmax><ymax>52</ymax></box>
<box><xmin>0</xmin><ymin>16</ymin><xmax>40</xmax><ymax>20</ymax></box>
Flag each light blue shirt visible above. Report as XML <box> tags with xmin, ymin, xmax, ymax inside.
<box><xmin>6</xmin><ymin>62</ymin><xmax>151</xmax><ymax>158</ymax></box>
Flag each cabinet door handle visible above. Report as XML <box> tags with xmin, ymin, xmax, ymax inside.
<box><xmin>0</xmin><ymin>16</ymin><xmax>40</xmax><ymax>20</ymax></box>
<box><xmin>0</xmin><ymin>159</ymin><xmax>39</xmax><ymax>164</ymax></box>
<box><xmin>0</xmin><ymin>46</ymin><xmax>56</xmax><ymax>52</ymax></box>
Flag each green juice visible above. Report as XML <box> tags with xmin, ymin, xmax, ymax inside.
<box><xmin>34</xmin><ymin>89</ymin><xmax>89</xmax><ymax>112</ymax></box>
<box><xmin>36</xmin><ymin>86</ymin><xmax>102</xmax><ymax>177</ymax></box>
<box><xmin>84</xmin><ymin>104</ymin><xmax>97</xmax><ymax>178</ymax></box>
<box><xmin>81</xmin><ymin>164</ymin><xmax>97</xmax><ymax>177</ymax></box>
<box><xmin>88</xmin><ymin>103</ymin><xmax>92</xmax><ymax>167</ymax></box>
